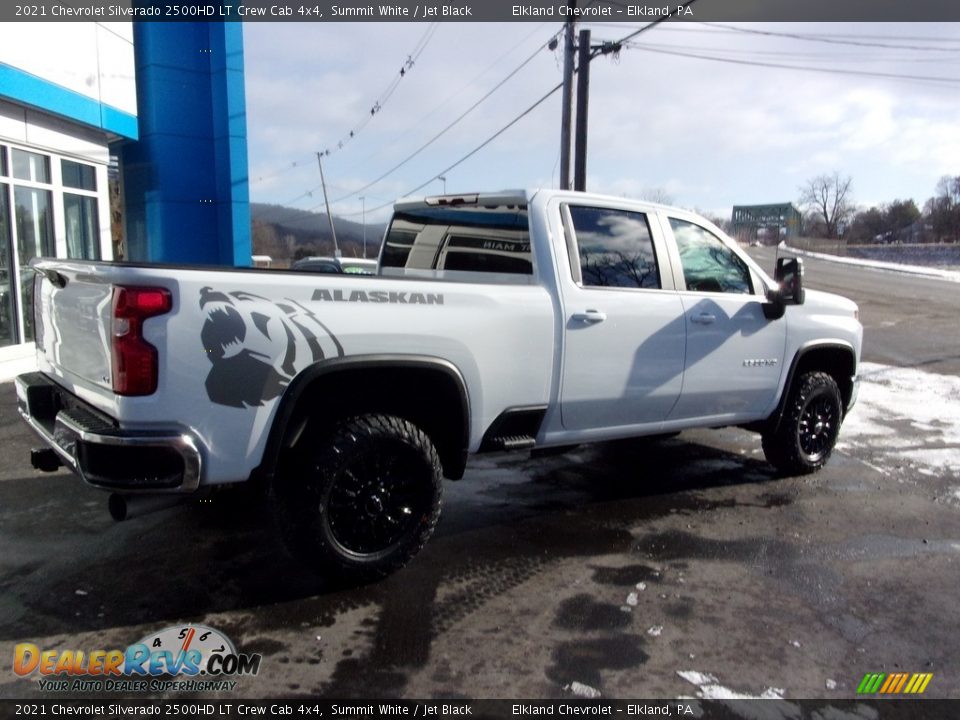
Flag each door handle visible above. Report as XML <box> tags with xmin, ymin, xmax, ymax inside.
<box><xmin>572</xmin><ymin>309</ymin><xmax>607</xmax><ymax>324</ymax></box>
<box><xmin>691</xmin><ymin>313</ymin><xmax>716</xmax><ymax>325</ymax></box>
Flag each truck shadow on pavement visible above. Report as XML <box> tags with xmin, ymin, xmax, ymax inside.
<box><xmin>0</xmin><ymin>429</ymin><xmax>788</xmax><ymax>697</ymax></box>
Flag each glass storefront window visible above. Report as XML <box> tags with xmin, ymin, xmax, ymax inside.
<box><xmin>0</xmin><ymin>144</ymin><xmax>107</xmax><ymax>349</ymax></box>
<box><xmin>14</xmin><ymin>186</ymin><xmax>54</xmax><ymax>258</ymax></box>
<box><xmin>0</xmin><ymin>186</ymin><xmax>14</xmax><ymax>347</ymax></box>
<box><xmin>11</xmin><ymin>148</ymin><xmax>50</xmax><ymax>183</ymax></box>
<box><xmin>62</xmin><ymin>159</ymin><xmax>97</xmax><ymax>191</ymax></box>
<box><xmin>65</xmin><ymin>193</ymin><xmax>101</xmax><ymax>260</ymax></box>
<box><xmin>14</xmin><ymin>186</ymin><xmax>53</xmax><ymax>342</ymax></box>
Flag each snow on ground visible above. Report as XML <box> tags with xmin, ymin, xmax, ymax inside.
<box><xmin>677</xmin><ymin>670</ymin><xmax>785</xmax><ymax>700</ymax></box>
<box><xmin>565</xmin><ymin>681</ymin><xmax>601</xmax><ymax>698</ymax></box>
<box><xmin>783</xmin><ymin>245</ymin><xmax>960</xmax><ymax>282</ymax></box>
<box><xmin>840</xmin><ymin>362</ymin><xmax>960</xmax><ymax>478</ymax></box>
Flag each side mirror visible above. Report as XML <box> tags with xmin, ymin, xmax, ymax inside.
<box><xmin>764</xmin><ymin>257</ymin><xmax>805</xmax><ymax>319</ymax></box>
<box><xmin>774</xmin><ymin>256</ymin><xmax>805</xmax><ymax>305</ymax></box>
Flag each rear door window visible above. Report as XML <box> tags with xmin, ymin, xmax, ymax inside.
<box><xmin>567</xmin><ymin>205</ymin><xmax>661</xmax><ymax>289</ymax></box>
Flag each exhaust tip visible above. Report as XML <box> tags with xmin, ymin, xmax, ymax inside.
<box><xmin>108</xmin><ymin>493</ymin><xmax>129</xmax><ymax>521</ymax></box>
<box><xmin>31</xmin><ymin>448</ymin><xmax>63</xmax><ymax>473</ymax></box>
<box><xmin>108</xmin><ymin>493</ymin><xmax>186</xmax><ymax>522</ymax></box>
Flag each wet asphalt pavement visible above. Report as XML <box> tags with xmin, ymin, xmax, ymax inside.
<box><xmin>0</xmin><ymin>252</ymin><xmax>958</xmax><ymax>702</ymax></box>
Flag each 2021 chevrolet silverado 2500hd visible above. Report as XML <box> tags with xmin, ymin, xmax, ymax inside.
<box><xmin>17</xmin><ymin>189</ymin><xmax>862</xmax><ymax>578</ymax></box>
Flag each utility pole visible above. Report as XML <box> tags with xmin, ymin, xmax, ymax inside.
<box><xmin>315</xmin><ymin>151</ymin><xmax>340</xmax><ymax>257</ymax></box>
<box><xmin>558</xmin><ymin>3</ymin><xmax>576</xmax><ymax>190</ymax></box>
<box><xmin>573</xmin><ymin>28</ymin><xmax>591</xmax><ymax>192</ymax></box>
<box><xmin>360</xmin><ymin>196</ymin><xmax>366</xmax><ymax>258</ymax></box>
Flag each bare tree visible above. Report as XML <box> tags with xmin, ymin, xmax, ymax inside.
<box><xmin>798</xmin><ymin>172</ymin><xmax>854</xmax><ymax>239</ymax></box>
<box><xmin>639</xmin><ymin>187</ymin><xmax>674</xmax><ymax>205</ymax></box>
<box><xmin>923</xmin><ymin>176</ymin><xmax>960</xmax><ymax>242</ymax></box>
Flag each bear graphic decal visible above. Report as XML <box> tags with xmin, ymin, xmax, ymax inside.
<box><xmin>200</xmin><ymin>287</ymin><xmax>344</xmax><ymax>408</ymax></box>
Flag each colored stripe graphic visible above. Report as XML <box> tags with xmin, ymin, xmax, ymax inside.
<box><xmin>879</xmin><ymin>674</ymin><xmax>899</xmax><ymax>693</ymax></box>
<box><xmin>905</xmin><ymin>673</ymin><xmax>933</xmax><ymax>694</ymax></box>
<box><xmin>857</xmin><ymin>673</ymin><xmax>885</xmax><ymax>694</ymax></box>
<box><xmin>857</xmin><ymin>672</ymin><xmax>932</xmax><ymax>694</ymax></box>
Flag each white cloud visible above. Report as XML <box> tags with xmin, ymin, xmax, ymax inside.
<box><xmin>243</xmin><ymin>22</ymin><xmax>960</xmax><ymax>216</ymax></box>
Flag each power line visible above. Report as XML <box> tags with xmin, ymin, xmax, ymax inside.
<box><xmin>328</xmin><ymin>33</ymin><xmax>560</xmax><ymax>206</ymax></box>
<box><xmin>250</xmin><ymin>24</ymin><xmax>439</xmax><ymax>188</ymax></box>
<box><xmin>261</xmin><ymin>9</ymin><xmax>695</xmax><ymax>220</ymax></box>
<box><xmin>352</xmin><ymin>22</ymin><xmax>553</xmax><ymax>170</ymax></box>
<box><xmin>337</xmin><ymin>81</ymin><xmax>565</xmax><ymax>218</ymax></box>
<box><xmin>256</xmin><ymin>26</ymin><xmax>556</xmax><ymax>214</ymax></box>
<box><xmin>589</xmin><ymin>23</ymin><xmax>960</xmax><ymax>45</ymax></box>
<box><xmin>319</xmin><ymin>22</ymin><xmax>439</xmax><ymax>157</ymax></box>
<box><xmin>622</xmin><ymin>43</ymin><xmax>960</xmax><ymax>84</ymax></box>
<box><xmin>700</xmin><ymin>22</ymin><xmax>960</xmax><ymax>52</ymax></box>
<box><xmin>604</xmin><ymin>1</ymin><xmax>700</xmax><ymax>47</ymax></box>
<box><xmin>634</xmin><ymin>40</ymin><xmax>960</xmax><ymax>63</ymax></box>
<box><xmin>250</xmin><ymin>157</ymin><xmax>313</xmax><ymax>186</ymax></box>
<box><xmin>254</xmin><ymin>27</ymin><xmax>449</xmax><ymax>215</ymax></box>
<box><xmin>332</xmin><ymin>9</ymin><xmax>701</xmax><ymax>219</ymax></box>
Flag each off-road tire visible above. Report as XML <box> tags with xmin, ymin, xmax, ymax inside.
<box><xmin>273</xmin><ymin>413</ymin><xmax>443</xmax><ymax>581</ymax></box>
<box><xmin>762</xmin><ymin>371</ymin><xmax>843</xmax><ymax>476</ymax></box>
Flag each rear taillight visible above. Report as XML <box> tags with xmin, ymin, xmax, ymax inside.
<box><xmin>111</xmin><ymin>286</ymin><xmax>172</xmax><ymax>396</ymax></box>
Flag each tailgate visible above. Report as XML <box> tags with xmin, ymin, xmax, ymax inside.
<box><xmin>33</xmin><ymin>260</ymin><xmax>114</xmax><ymax>391</ymax></box>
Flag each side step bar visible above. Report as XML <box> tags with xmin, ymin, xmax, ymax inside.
<box><xmin>479</xmin><ymin>406</ymin><xmax>547</xmax><ymax>452</ymax></box>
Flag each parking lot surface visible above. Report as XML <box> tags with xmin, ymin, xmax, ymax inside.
<box><xmin>1</xmin><ymin>251</ymin><xmax>957</xmax><ymax>701</ymax></box>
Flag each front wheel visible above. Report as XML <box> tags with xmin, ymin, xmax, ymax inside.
<box><xmin>762</xmin><ymin>371</ymin><xmax>843</xmax><ymax>475</ymax></box>
<box><xmin>274</xmin><ymin>414</ymin><xmax>443</xmax><ymax>580</ymax></box>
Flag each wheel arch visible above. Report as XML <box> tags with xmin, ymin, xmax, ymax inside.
<box><xmin>253</xmin><ymin>355</ymin><xmax>471</xmax><ymax>483</ymax></box>
<box><xmin>765</xmin><ymin>341</ymin><xmax>857</xmax><ymax>433</ymax></box>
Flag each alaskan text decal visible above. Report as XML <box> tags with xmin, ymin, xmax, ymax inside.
<box><xmin>312</xmin><ymin>289</ymin><xmax>444</xmax><ymax>305</ymax></box>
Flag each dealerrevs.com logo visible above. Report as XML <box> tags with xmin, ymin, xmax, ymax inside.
<box><xmin>13</xmin><ymin>625</ymin><xmax>261</xmax><ymax>693</ymax></box>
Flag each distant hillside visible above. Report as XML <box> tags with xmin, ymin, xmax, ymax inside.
<box><xmin>251</xmin><ymin>203</ymin><xmax>386</xmax><ymax>263</ymax></box>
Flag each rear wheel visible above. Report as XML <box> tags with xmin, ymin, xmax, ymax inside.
<box><xmin>274</xmin><ymin>414</ymin><xmax>443</xmax><ymax>580</ymax></box>
<box><xmin>762</xmin><ymin>371</ymin><xmax>843</xmax><ymax>475</ymax></box>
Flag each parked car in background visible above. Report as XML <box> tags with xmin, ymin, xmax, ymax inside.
<box><xmin>290</xmin><ymin>256</ymin><xmax>344</xmax><ymax>273</ymax></box>
<box><xmin>291</xmin><ymin>256</ymin><xmax>378</xmax><ymax>274</ymax></box>
<box><xmin>338</xmin><ymin>258</ymin><xmax>378</xmax><ymax>275</ymax></box>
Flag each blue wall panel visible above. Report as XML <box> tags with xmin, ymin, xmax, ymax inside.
<box><xmin>0</xmin><ymin>63</ymin><xmax>138</xmax><ymax>139</ymax></box>
<box><xmin>122</xmin><ymin>19</ymin><xmax>250</xmax><ymax>266</ymax></box>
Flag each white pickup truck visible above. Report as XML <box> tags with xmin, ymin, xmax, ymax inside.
<box><xmin>17</xmin><ymin>189</ymin><xmax>862</xmax><ymax>578</ymax></box>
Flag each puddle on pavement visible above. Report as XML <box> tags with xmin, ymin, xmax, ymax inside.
<box><xmin>590</xmin><ymin>564</ymin><xmax>662</xmax><ymax>587</ymax></box>
<box><xmin>553</xmin><ymin>594</ymin><xmax>632</xmax><ymax>632</ymax></box>
<box><xmin>546</xmin><ymin>636</ymin><xmax>649</xmax><ymax>689</ymax></box>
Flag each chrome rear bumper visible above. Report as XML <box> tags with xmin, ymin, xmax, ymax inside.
<box><xmin>16</xmin><ymin>372</ymin><xmax>202</xmax><ymax>493</ymax></box>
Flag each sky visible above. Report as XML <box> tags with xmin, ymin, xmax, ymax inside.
<box><xmin>242</xmin><ymin>21</ymin><xmax>960</xmax><ymax>224</ymax></box>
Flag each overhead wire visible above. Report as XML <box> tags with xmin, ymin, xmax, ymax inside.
<box><xmin>334</xmin><ymin>3</ymin><xmax>703</xmax><ymax>219</ymax></box>
<box><xmin>630</xmin><ymin>40</ymin><xmax>960</xmax><ymax>64</ymax></box>
<box><xmin>589</xmin><ymin>23</ymin><xmax>960</xmax><ymax>45</ymax></box>
<box><xmin>621</xmin><ymin>43</ymin><xmax>960</xmax><ymax>85</ymax></box>
<box><xmin>326</xmin><ymin>31</ymin><xmax>562</xmax><ymax>206</ymax></box>
<box><xmin>335</xmin><ymin>81</ymin><xmax>565</xmax><ymax>218</ymax></box>
<box><xmin>271</xmin><ymin>1</ymin><xmax>957</xmax><ymax>227</ymax></box>
<box><xmin>352</xmin><ymin>22</ymin><xmax>553</xmax><ymax>169</ymax></box>
<box><xmin>250</xmin><ymin>24</ymin><xmax>438</xmax><ymax>189</ymax></box>
<box><xmin>319</xmin><ymin>22</ymin><xmax>440</xmax><ymax>157</ymax></box>
<box><xmin>700</xmin><ymin>22</ymin><xmax>960</xmax><ymax>53</ymax></box>
<box><xmin>255</xmin><ymin>23</ymin><xmax>562</xmax><ymax>210</ymax></box>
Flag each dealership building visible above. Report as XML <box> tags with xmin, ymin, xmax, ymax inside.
<box><xmin>0</xmin><ymin>19</ymin><xmax>250</xmax><ymax>378</ymax></box>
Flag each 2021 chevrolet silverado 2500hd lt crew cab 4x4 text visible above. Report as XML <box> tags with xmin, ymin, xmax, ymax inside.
<box><xmin>17</xmin><ymin>189</ymin><xmax>862</xmax><ymax>579</ymax></box>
